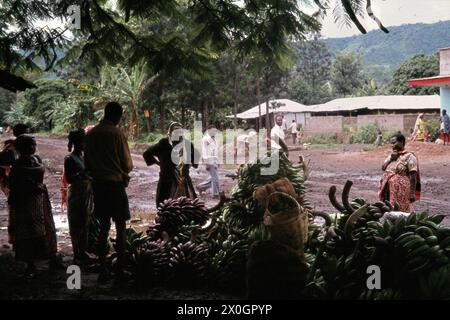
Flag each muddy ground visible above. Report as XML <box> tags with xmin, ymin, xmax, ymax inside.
<box><xmin>1</xmin><ymin>134</ymin><xmax>449</xmax><ymax>299</ymax></box>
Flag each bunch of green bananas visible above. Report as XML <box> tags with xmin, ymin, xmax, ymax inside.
<box><xmin>209</xmin><ymin>234</ymin><xmax>249</xmax><ymax>291</ymax></box>
<box><xmin>167</xmin><ymin>241</ymin><xmax>210</xmax><ymax>287</ymax></box>
<box><xmin>245</xmin><ymin>223</ymin><xmax>271</xmax><ymax>243</ymax></box>
<box><xmin>150</xmin><ymin>196</ymin><xmax>209</xmax><ymax>238</ymax></box>
<box><xmin>392</xmin><ymin>218</ymin><xmax>449</xmax><ymax>275</ymax></box>
<box><xmin>359</xmin><ymin>288</ymin><xmax>402</xmax><ymax>300</ymax></box>
<box><xmin>86</xmin><ymin>216</ymin><xmax>112</xmax><ymax>254</ymax></box>
<box><xmin>124</xmin><ymin>227</ymin><xmax>149</xmax><ymax>254</ymax></box>
<box><xmin>232</xmin><ymin>151</ymin><xmax>308</xmax><ymax>205</ymax></box>
<box><xmin>219</xmin><ymin>201</ymin><xmax>261</xmax><ymax>231</ymax></box>
<box><xmin>134</xmin><ymin>238</ymin><xmax>171</xmax><ymax>287</ymax></box>
<box><xmin>418</xmin><ymin>265</ymin><xmax>450</xmax><ymax>299</ymax></box>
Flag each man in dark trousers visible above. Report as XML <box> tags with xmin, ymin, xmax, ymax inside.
<box><xmin>84</xmin><ymin>102</ymin><xmax>133</xmax><ymax>283</ymax></box>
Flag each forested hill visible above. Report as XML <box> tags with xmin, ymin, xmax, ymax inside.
<box><xmin>324</xmin><ymin>20</ymin><xmax>450</xmax><ymax>68</ymax></box>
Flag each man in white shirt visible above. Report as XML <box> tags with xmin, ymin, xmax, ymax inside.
<box><xmin>270</xmin><ymin>114</ymin><xmax>289</xmax><ymax>155</ymax></box>
<box><xmin>198</xmin><ymin>124</ymin><xmax>220</xmax><ymax>198</ymax></box>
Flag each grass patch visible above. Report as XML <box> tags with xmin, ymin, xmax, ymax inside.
<box><xmin>303</xmin><ymin>133</ymin><xmax>339</xmax><ymax>145</ymax></box>
<box><xmin>308</xmin><ymin>143</ymin><xmax>343</xmax><ymax>150</ymax></box>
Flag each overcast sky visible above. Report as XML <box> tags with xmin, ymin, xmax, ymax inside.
<box><xmin>320</xmin><ymin>0</ymin><xmax>450</xmax><ymax>38</ymax></box>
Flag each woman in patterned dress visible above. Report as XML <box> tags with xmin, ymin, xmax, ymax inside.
<box><xmin>378</xmin><ymin>133</ymin><xmax>421</xmax><ymax>213</ymax></box>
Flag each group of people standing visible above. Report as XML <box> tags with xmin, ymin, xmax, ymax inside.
<box><xmin>1</xmin><ymin>102</ymin><xmax>221</xmax><ymax>282</ymax></box>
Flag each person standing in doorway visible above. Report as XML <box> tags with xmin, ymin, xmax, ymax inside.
<box><xmin>198</xmin><ymin>124</ymin><xmax>220</xmax><ymax>199</ymax></box>
<box><xmin>84</xmin><ymin>102</ymin><xmax>133</xmax><ymax>283</ymax></box>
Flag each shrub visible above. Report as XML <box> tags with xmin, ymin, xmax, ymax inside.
<box><xmin>303</xmin><ymin>133</ymin><xmax>339</xmax><ymax>144</ymax></box>
<box><xmin>139</xmin><ymin>132</ymin><xmax>165</xmax><ymax>145</ymax></box>
<box><xmin>349</xmin><ymin>123</ymin><xmax>379</xmax><ymax>144</ymax></box>
<box><xmin>425</xmin><ymin>118</ymin><xmax>441</xmax><ymax>142</ymax></box>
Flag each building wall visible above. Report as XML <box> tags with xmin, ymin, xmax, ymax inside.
<box><xmin>357</xmin><ymin>115</ymin><xmax>405</xmax><ymax>131</ymax></box>
<box><xmin>303</xmin><ymin>114</ymin><xmax>440</xmax><ymax>136</ymax></box>
<box><xmin>304</xmin><ymin>116</ymin><xmax>343</xmax><ymax>135</ymax></box>
<box><xmin>440</xmin><ymin>48</ymin><xmax>450</xmax><ymax>75</ymax></box>
<box><xmin>282</xmin><ymin>112</ymin><xmax>311</xmax><ymax>127</ymax></box>
<box><xmin>358</xmin><ymin>114</ymin><xmax>440</xmax><ymax>133</ymax></box>
<box><xmin>441</xmin><ymin>87</ymin><xmax>450</xmax><ymax>114</ymax></box>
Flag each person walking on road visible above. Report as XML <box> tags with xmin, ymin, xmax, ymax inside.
<box><xmin>198</xmin><ymin>124</ymin><xmax>220</xmax><ymax>199</ymax></box>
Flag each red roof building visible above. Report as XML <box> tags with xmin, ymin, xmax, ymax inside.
<box><xmin>408</xmin><ymin>47</ymin><xmax>450</xmax><ymax>114</ymax></box>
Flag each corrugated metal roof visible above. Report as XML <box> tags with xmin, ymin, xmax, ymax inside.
<box><xmin>227</xmin><ymin>99</ymin><xmax>309</xmax><ymax>119</ymax></box>
<box><xmin>309</xmin><ymin>95</ymin><xmax>440</xmax><ymax>112</ymax></box>
<box><xmin>228</xmin><ymin>95</ymin><xmax>440</xmax><ymax>119</ymax></box>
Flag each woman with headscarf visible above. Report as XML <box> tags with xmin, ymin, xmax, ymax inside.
<box><xmin>0</xmin><ymin>124</ymin><xmax>30</xmax><ymax>244</ymax></box>
<box><xmin>7</xmin><ymin>135</ymin><xmax>60</xmax><ymax>276</ymax></box>
<box><xmin>64</xmin><ymin>128</ymin><xmax>93</xmax><ymax>265</ymax></box>
<box><xmin>412</xmin><ymin>113</ymin><xmax>426</xmax><ymax>141</ymax></box>
<box><xmin>143</xmin><ymin>122</ymin><xmax>200</xmax><ymax>207</ymax></box>
<box><xmin>378</xmin><ymin>133</ymin><xmax>421</xmax><ymax>213</ymax></box>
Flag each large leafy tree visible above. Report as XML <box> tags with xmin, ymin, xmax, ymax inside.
<box><xmin>387</xmin><ymin>54</ymin><xmax>440</xmax><ymax>95</ymax></box>
<box><xmin>0</xmin><ymin>0</ymin><xmax>69</xmax><ymax>91</ymax></box>
<box><xmin>331</xmin><ymin>52</ymin><xmax>366</xmax><ymax>97</ymax></box>
<box><xmin>0</xmin><ymin>0</ymin><xmax>390</xmax><ymax>135</ymax></box>
<box><xmin>1</xmin><ymin>0</ymin><xmax>389</xmax><ymax>91</ymax></box>
<box><xmin>289</xmin><ymin>36</ymin><xmax>333</xmax><ymax>104</ymax></box>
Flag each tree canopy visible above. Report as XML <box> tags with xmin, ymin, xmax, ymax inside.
<box><xmin>387</xmin><ymin>54</ymin><xmax>440</xmax><ymax>96</ymax></box>
<box><xmin>0</xmin><ymin>0</ymin><xmax>389</xmax><ymax>92</ymax></box>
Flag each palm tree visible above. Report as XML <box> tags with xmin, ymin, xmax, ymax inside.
<box><xmin>95</xmin><ymin>62</ymin><xmax>157</xmax><ymax>139</ymax></box>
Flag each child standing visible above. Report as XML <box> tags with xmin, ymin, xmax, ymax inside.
<box><xmin>64</xmin><ymin>128</ymin><xmax>93</xmax><ymax>265</ymax></box>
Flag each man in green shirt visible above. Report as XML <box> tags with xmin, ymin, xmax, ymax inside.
<box><xmin>85</xmin><ymin>101</ymin><xmax>133</xmax><ymax>283</ymax></box>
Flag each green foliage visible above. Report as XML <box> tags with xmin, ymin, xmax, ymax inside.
<box><xmin>387</xmin><ymin>54</ymin><xmax>440</xmax><ymax>95</ymax></box>
<box><xmin>426</xmin><ymin>118</ymin><xmax>441</xmax><ymax>142</ymax></box>
<box><xmin>304</xmin><ymin>133</ymin><xmax>339</xmax><ymax>144</ymax></box>
<box><xmin>137</xmin><ymin>132</ymin><xmax>165</xmax><ymax>145</ymax></box>
<box><xmin>357</xmin><ymin>79</ymin><xmax>380</xmax><ymax>97</ymax></box>
<box><xmin>18</xmin><ymin>79</ymin><xmax>72</xmax><ymax>130</ymax></box>
<box><xmin>331</xmin><ymin>52</ymin><xmax>366</xmax><ymax>96</ymax></box>
<box><xmin>364</xmin><ymin>65</ymin><xmax>393</xmax><ymax>86</ymax></box>
<box><xmin>2</xmin><ymin>102</ymin><xmax>38</xmax><ymax>128</ymax></box>
<box><xmin>289</xmin><ymin>37</ymin><xmax>334</xmax><ymax>105</ymax></box>
<box><xmin>45</xmin><ymin>100</ymin><xmax>94</xmax><ymax>134</ymax></box>
<box><xmin>0</xmin><ymin>88</ymin><xmax>16</xmax><ymax>123</ymax></box>
<box><xmin>349</xmin><ymin>123</ymin><xmax>379</xmax><ymax>144</ymax></box>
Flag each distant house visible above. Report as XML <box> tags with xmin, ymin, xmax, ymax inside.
<box><xmin>227</xmin><ymin>99</ymin><xmax>312</xmax><ymax>129</ymax></box>
<box><xmin>306</xmin><ymin>95</ymin><xmax>440</xmax><ymax>135</ymax></box>
<box><xmin>228</xmin><ymin>95</ymin><xmax>440</xmax><ymax>135</ymax></box>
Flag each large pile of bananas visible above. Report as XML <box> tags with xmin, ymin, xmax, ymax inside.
<box><xmin>134</xmin><ymin>151</ymin><xmax>309</xmax><ymax>292</ymax></box>
<box><xmin>149</xmin><ymin>197</ymin><xmax>208</xmax><ymax>238</ymax></box>
<box><xmin>304</xmin><ymin>181</ymin><xmax>450</xmax><ymax>300</ymax></box>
